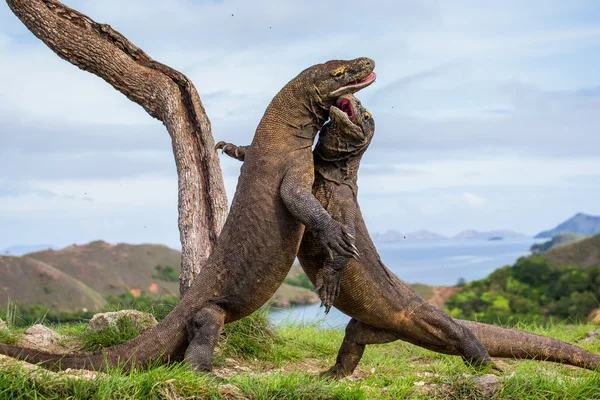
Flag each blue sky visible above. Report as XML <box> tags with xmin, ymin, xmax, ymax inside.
<box><xmin>1</xmin><ymin>0</ymin><xmax>599</xmax><ymax>250</ymax></box>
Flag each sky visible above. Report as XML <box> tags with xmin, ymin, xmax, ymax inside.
<box><xmin>1</xmin><ymin>0</ymin><xmax>600</xmax><ymax>250</ymax></box>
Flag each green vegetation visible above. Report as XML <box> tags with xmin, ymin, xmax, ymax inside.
<box><xmin>0</xmin><ymin>328</ymin><xmax>18</xmax><ymax>345</ymax></box>
<box><xmin>530</xmin><ymin>233</ymin><xmax>586</xmax><ymax>253</ymax></box>
<box><xmin>542</xmin><ymin>233</ymin><xmax>600</xmax><ymax>269</ymax></box>
<box><xmin>284</xmin><ymin>272</ymin><xmax>314</xmax><ymax>290</ymax></box>
<box><xmin>408</xmin><ymin>283</ymin><xmax>435</xmax><ymax>300</ymax></box>
<box><xmin>78</xmin><ymin>315</ymin><xmax>154</xmax><ymax>352</ymax></box>
<box><xmin>1</xmin><ymin>315</ymin><xmax>600</xmax><ymax>399</ymax></box>
<box><xmin>104</xmin><ymin>292</ymin><xmax>178</xmax><ymax>321</ymax></box>
<box><xmin>446</xmin><ymin>255</ymin><xmax>600</xmax><ymax>324</ymax></box>
<box><xmin>3</xmin><ymin>292</ymin><xmax>179</xmax><ymax>328</ymax></box>
<box><xmin>219</xmin><ymin>307</ymin><xmax>280</xmax><ymax>360</ymax></box>
<box><xmin>283</xmin><ymin>263</ymin><xmax>315</xmax><ymax>290</ymax></box>
<box><xmin>152</xmin><ymin>264</ymin><xmax>179</xmax><ymax>282</ymax></box>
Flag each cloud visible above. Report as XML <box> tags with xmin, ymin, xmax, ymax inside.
<box><xmin>357</xmin><ymin>156</ymin><xmax>600</xmax><ymax>196</ymax></box>
<box><xmin>448</xmin><ymin>192</ymin><xmax>486</xmax><ymax>208</ymax></box>
<box><xmin>0</xmin><ymin>0</ymin><xmax>599</xmax><ymax>247</ymax></box>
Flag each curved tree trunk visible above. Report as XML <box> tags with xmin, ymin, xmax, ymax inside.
<box><xmin>5</xmin><ymin>0</ymin><xmax>229</xmax><ymax>295</ymax></box>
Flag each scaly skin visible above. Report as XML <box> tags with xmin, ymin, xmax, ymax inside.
<box><xmin>0</xmin><ymin>57</ymin><xmax>376</xmax><ymax>372</ymax></box>
<box><xmin>218</xmin><ymin>95</ymin><xmax>600</xmax><ymax>378</ymax></box>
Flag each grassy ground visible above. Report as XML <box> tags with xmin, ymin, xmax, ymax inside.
<box><xmin>1</xmin><ymin>311</ymin><xmax>600</xmax><ymax>399</ymax></box>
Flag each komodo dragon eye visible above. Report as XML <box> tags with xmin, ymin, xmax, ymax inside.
<box><xmin>331</xmin><ymin>67</ymin><xmax>346</xmax><ymax>78</ymax></box>
<box><xmin>364</xmin><ymin>111</ymin><xmax>372</xmax><ymax>120</ymax></box>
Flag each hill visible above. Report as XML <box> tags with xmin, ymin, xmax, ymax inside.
<box><xmin>535</xmin><ymin>213</ymin><xmax>600</xmax><ymax>238</ymax></box>
<box><xmin>453</xmin><ymin>229</ymin><xmax>526</xmax><ymax>240</ymax></box>
<box><xmin>0</xmin><ymin>241</ymin><xmax>320</xmax><ymax>313</ymax></box>
<box><xmin>530</xmin><ymin>233</ymin><xmax>586</xmax><ymax>253</ymax></box>
<box><xmin>542</xmin><ymin>234</ymin><xmax>600</xmax><ymax>268</ymax></box>
<box><xmin>0</xmin><ymin>255</ymin><xmax>106</xmax><ymax>312</ymax></box>
<box><xmin>26</xmin><ymin>240</ymin><xmax>182</xmax><ymax>299</ymax></box>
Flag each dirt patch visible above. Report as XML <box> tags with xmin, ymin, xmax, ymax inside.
<box><xmin>428</xmin><ymin>286</ymin><xmax>461</xmax><ymax>308</ymax></box>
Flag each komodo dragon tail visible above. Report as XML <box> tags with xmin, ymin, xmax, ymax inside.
<box><xmin>0</xmin><ymin>304</ymin><xmax>189</xmax><ymax>372</ymax></box>
<box><xmin>459</xmin><ymin>320</ymin><xmax>600</xmax><ymax>370</ymax></box>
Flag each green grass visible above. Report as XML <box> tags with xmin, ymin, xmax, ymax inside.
<box><xmin>1</xmin><ymin>315</ymin><xmax>600</xmax><ymax>399</ymax></box>
<box><xmin>0</xmin><ymin>328</ymin><xmax>18</xmax><ymax>345</ymax></box>
<box><xmin>76</xmin><ymin>317</ymin><xmax>150</xmax><ymax>352</ymax></box>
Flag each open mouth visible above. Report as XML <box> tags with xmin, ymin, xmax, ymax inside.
<box><xmin>336</xmin><ymin>97</ymin><xmax>356</xmax><ymax>124</ymax></box>
<box><xmin>330</xmin><ymin>72</ymin><xmax>377</xmax><ymax>96</ymax></box>
<box><xmin>346</xmin><ymin>72</ymin><xmax>376</xmax><ymax>89</ymax></box>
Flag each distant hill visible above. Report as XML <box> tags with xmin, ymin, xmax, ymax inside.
<box><xmin>542</xmin><ymin>234</ymin><xmax>600</xmax><ymax>269</ymax></box>
<box><xmin>453</xmin><ymin>230</ymin><xmax>526</xmax><ymax>240</ymax></box>
<box><xmin>535</xmin><ymin>213</ymin><xmax>600</xmax><ymax>238</ymax></box>
<box><xmin>0</xmin><ymin>241</ymin><xmax>320</xmax><ymax>313</ymax></box>
<box><xmin>27</xmin><ymin>240</ymin><xmax>182</xmax><ymax>299</ymax></box>
<box><xmin>373</xmin><ymin>229</ymin><xmax>447</xmax><ymax>242</ymax></box>
<box><xmin>0</xmin><ymin>255</ymin><xmax>106</xmax><ymax>312</ymax></box>
<box><xmin>372</xmin><ymin>229</ymin><xmax>529</xmax><ymax>242</ymax></box>
<box><xmin>1</xmin><ymin>244</ymin><xmax>55</xmax><ymax>256</ymax></box>
<box><xmin>531</xmin><ymin>233</ymin><xmax>587</xmax><ymax>253</ymax></box>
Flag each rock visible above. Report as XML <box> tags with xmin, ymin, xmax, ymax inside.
<box><xmin>23</xmin><ymin>324</ymin><xmax>61</xmax><ymax>349</ymax></box>
<box><xmin>1</xmin><ymin>354</ymin><xmax>102</xmax><ymax>382</ymax></box>
<box><xmin>87</xmin><ymin>310</ymin><xmax>157</xmax><ymax>334</ymax></box>
<box><xmin>473</xmin><ymin>374</ymin><xmax>501</xmax><ymax>396</ymax></box>
<box><xmin>587</xmin><ymin>308</ymin><xmax>600</xmax><ymax>323</ymax></box>
<box><xmin>579</xmin><ymin>328</ymin><xmax>600</xmax><ymax>344</ymax></box>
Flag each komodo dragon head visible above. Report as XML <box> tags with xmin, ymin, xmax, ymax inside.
<box><xmin>315</xmin><ymin>94</ymin><xmax>375</xmax><ymax>162</ymax></box>
<box><xmin>295</xmin><ymin>57</ymin><xmax>376</xmax><ymax>112</ymax></box>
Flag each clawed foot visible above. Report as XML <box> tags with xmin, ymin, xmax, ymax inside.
<box><xmin>316</xmin><ymin>220</ymin><xmax>359</xmax><ymax>260</ymax></box>
<box><xmin>315</xmin><ymin>267</ymin><xmax>341</xmax><ymax>314</ymax></box>
<box><xmin>215</xmin><ymin>141</ymin><xmax>243</xmax><ymax>161</ymax></box>
<box><xmin>319</xmin><ymin>365</ymin><xmax>349</xmax><ymax>380</ymax></box>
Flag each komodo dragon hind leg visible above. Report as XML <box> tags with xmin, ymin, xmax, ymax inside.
<box><xmin>184</xmin><ymin>305</ymin><xmax>225</xmax><ymax>371</ymax></box>
<box><xmin>215</xmin><ymin>141</ymin><xmax>249</xmax><ymax>162</ymax></box>
<box><xmin>322</xmin><ymin>315</ymin><xmax>495</xmax><ymax>379</ymax></box>
<box><xmin>321</xmin><ymin>318</ymin><xmax>398</xmax><ymax>379</ymax></box>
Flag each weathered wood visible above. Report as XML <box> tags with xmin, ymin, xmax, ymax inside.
<box><xmin>5</xmin><ymin>0</ymin><xmax>228</xmax><ymax>295</ymax></box>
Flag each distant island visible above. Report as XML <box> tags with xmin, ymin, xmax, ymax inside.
<box><xmin>535</xmin><ymin>212</ymin><xmax>600</xmax><ymax>238</ymax></box>
<box><xmin>372</xmin><ymin>229</ymin><xmax>527</xmax><ymax>242</ymax></box>
<box><xmin>372</xmin><ymin>229</ymin><xmax>447</xmax><ymax>242</ymax></box>
<box><xmin>453</xmin><ymin>230</ymin><xmax>526</xmax><ymax>240</ymax></box>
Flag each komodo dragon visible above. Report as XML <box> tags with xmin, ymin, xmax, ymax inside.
<box><xmin>217</xmin><ymin>94</ymin><xmax>600</xmax><ymax>378</ymax></box>
<box><xmin>0</xmin><ymin>57</ymin><xmax>376</xmax><ymax>372</ymax></box>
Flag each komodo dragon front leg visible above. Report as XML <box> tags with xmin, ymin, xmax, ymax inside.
<box><xmin>216</xmin><ymin>141</ymin><xmax>248</xmax><ymax>161</ymax></box>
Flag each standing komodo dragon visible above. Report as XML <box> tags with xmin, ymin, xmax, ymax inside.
<box><xmin>0</xmin><ymin>57</ymin><xmax>376</xmax><ymax>372</ymax></box>
<box><xmin>217</xmin><ymin>94</ymin><xmax>600</xmax><ymax>378</ymax></box>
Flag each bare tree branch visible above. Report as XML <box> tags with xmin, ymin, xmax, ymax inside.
<box><xmin>5</xmin><ymin>0</ymin><xmax>229</xmax><ymax>295</ymax></box>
